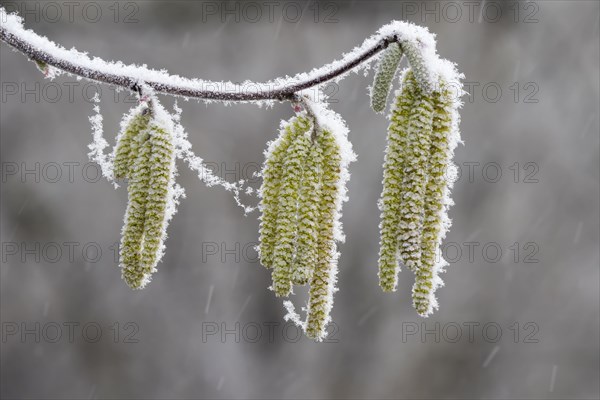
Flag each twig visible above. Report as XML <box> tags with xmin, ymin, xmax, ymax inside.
<box><xmin>0</xmin><ymin>9</ymin><xmax>436</xmax><ymax>102</ymax></box>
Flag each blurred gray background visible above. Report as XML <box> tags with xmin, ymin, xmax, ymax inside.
<box><xmin>1</xmin><ymin>1</ymin><xmax>598</xmax><ymax>399</ymax></box>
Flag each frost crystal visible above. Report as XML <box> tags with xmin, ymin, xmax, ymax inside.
<box><xmin>170</xmin><ymin>103</ymin><xmax>256</xmax><ymax>215</ymax></box>
<box><xmin>87</xmin><ymin>94</ymin><xmax>114</xmax><ymax>183</ymax></box>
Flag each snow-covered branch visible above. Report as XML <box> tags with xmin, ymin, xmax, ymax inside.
<box><xmin>0</xmin><ymin>6</ymin><xmax>466</xmax><ymax>340</ymax></box>
<box><xmin>0</xmin><ymin>7</ymin><xmax>454</xmax><ymax>103</ymax></box>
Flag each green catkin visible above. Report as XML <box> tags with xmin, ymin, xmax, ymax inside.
<box><xmin>292</xmin><ymin>138</ymin><xmax>322</xmax><ymax>285</ymax></box>
<box><xmin>306</xmin><ymin>129</ymin><xmax>341</xmax><ymax>341</ymax></box>
<box><xmin>397</xmin><ymin>70</ymin><xmax>435</xmax><ymax>273</ymax></box>
<box><xmin>377</xmin><ymin>72</ymin><xmax>415</xmax><ymax>292</ymax></box>
<box><xmin>258</xmin><ymin>117</ymin><xmax>308</xmax><ymax>269</ymax></box>
<box><xmin>114</xmin><ymin>107</ymin><xmax>152</xmax><ymax>179</ymax></box>
<box><xmin>139</xmin><ymin>123</ymin><xmax>175</xmax><ymax>283</ymax></box>
<box><xmin>120</xmin><ymin>131</ymin><xmax>153</xmax><ymax>288</ymax></box>
<box><xmin>400</xmin><ymin>41</ymin><xmax>433</xmax><ymax>93</ymax></box>
<box><xmin>413</xmin><ymin>83</ymin><xmax>453</xmax><ymax>316</ymax></box>
<box><xmin>34</xmin><ymin>60</ymin><xmax>48</xmax><ymax>74</ymax></box>
<box><xmin>371</xmin><ymin>42</ymin><xmax>403</xmax><ymax>113</ymax></box>
<box><xmin>271</xmin><ymin>122</ymin><xmax>312</xmax><ymax>297</ymax></box>
<box><xmin>120</xmin><ymin>118</ymin><xmax>174</xmax><ymax>289</ymax></box>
